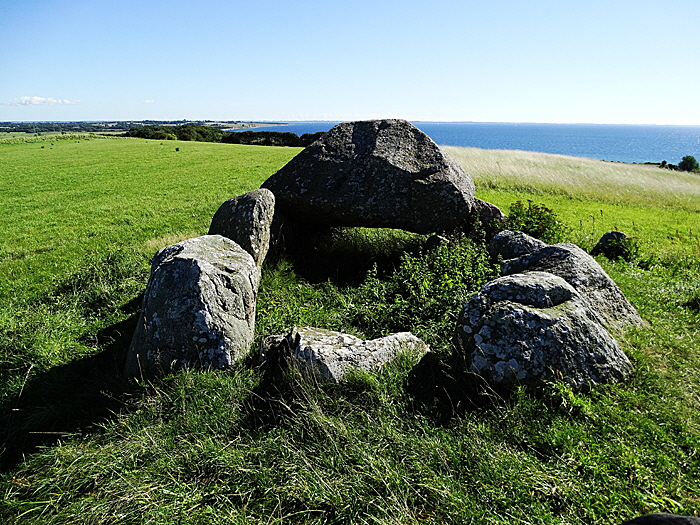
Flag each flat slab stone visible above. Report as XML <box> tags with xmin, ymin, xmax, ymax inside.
<box><xmin>262</xmin><ymin>327</ymin><xmax>429</xmax><ymax>382</ymax></box>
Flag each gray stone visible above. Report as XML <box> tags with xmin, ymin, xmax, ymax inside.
<box><xmin>488</xmin><ymin>230</ymin><xmax>547</xmax><ymax>260</ymax></box>
<box><xmin>472</xmin><ymin>199</ymin><xmax>507</xmax><ymax>239</ymax></box>
<box><xmin>261</xmin><ymin>119</ymin><xmax>475</xmax><ymax>235</ymax></box>
<box><xmin>591</xmin><ymin>230</ymin><xmax>629</xmax><ymax>260</ymax></box>
<box><xmin>502</xmin><ymin>243</ymin><xmax>644</xmax><ymax>332</ymax></box>
<box><xmin>208</xmin><ymin>188</ymin><xmax>275</xmax><ymax>268</ymax></box>
<box><xmin>125</xmin><ymin>235</ymin><xmax>259</xmax><ymax>379</ymax></box>
<box><xmin>261</xmin><ymin>327</ymin><xmax>429</xmax><ymax>383</ymax></box>
<box><xmin>453</xmin><ymin>272</ymin><xmax>633</xmax><ymax>393</ymax></box>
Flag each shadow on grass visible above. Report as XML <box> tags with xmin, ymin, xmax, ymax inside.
<box><xmin>269</xmin><ymin>224</ymin><xmax>430</xmax><ymax>287</ymax></box>
<box><xmin>0</xmin><ymin>298</ymin><xmax>141</xmax><ymax>472</ymax></box>
<box><xmin>405</xmin><ymin>352</ymin><xmax>507</xmax><ymax>423</ymax></box>
<box><xmin>236</xmin><ymin>339</ymin><xmax>503</xmax><ymax>433</ymax></box>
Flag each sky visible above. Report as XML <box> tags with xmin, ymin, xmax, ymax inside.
<box><xmin>1</xmin><ymin>0</ymin><xmax>699</xmax><ymax>125</ymax></box>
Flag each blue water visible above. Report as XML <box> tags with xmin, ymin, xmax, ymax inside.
<box><xmin>230</xmin><ymin>121</ymin><xmax>700</xmax><ymax>164</ymax></box>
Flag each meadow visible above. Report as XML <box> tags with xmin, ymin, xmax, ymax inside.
<box><xmin>0</xmin><ymin>136</ymin><xmax>699</xmax><ymax>524</ymax></box>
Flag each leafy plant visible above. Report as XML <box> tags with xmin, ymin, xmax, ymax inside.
<box><xmin>609</xmin><ymin>235</ymin><xmax>640</xmax><ymax>262</ymax></box>
<box><xmin>347</xmin><ymin>237</ymin><xmax>499</xmax><ymax>351</ymax></box>
<box><xmin>506</xmin><ymin>200</ymin><xmax>570</xmax><ymax>244</ymax></box>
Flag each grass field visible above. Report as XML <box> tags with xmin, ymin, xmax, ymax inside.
<box><xmin>1</xmin><ymin>138</ymin><xmax>699</xmax><ymax>524</ymax></box>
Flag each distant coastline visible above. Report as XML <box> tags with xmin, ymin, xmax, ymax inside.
<box><xmin>2</xmin><ymin>119</ymin><xmax>699</xmax><ymax>164</ymax></box>
<box><xmin>0</xmin><ymin>120</ymin><xmax>286</xmax><ymax>133</ymax></box>
<box><xmin>232</xmin><ymin>121</ymin><xmax>700</xmax><ymax>164</ymax></box>
<box><xmin>218</xmin><ymin>121</ymin><xmax>287</xmax><ymax>130</ymax></box>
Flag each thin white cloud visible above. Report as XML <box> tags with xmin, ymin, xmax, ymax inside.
<box><xmin>143</xmin><ymin>100</ymin><xmax>155</xmax><ymax>104</ymax></box>
<box><xmin>2</xmin><ymin>96</ymin><xmax>82</xmax><ymax>106</ymax></box>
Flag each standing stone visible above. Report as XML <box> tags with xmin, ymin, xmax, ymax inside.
<box><xmin>501</xmin><ymin>243</ymin><xmax>644</xmax><ymax>332</ymax></box>
<box><xmin>453</xmin><ymin>272</ymin><xmax>633</xmax><ymax>393</ymax></box>
<box><xmin>261</xmin><ymin>327</ymin><xmax>429</xmax><ymax>383</ymax></box>
<box><xmin>261</xmin><ymin>119</ymin><xmax>476</xmax><ymax>235</ymax></box>
<box><xmin>208</xmin><ymin>188</ymin><xmax>275</xmax><ymax>268</ymax></box>
<box><xmin>125</xmin><ymin>235</ymin><xmax>259</xmax><ymax>379</ymax></box>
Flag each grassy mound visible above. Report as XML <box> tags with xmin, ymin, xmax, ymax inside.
<box><xmin>1</xmin><ymin>139</ymin><xmax>698</xmax><ymax>524</ymax></box>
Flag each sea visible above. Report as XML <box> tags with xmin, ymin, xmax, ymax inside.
<box><xmin>230</xmin><ymin>121</ymin><xmax>700</xmax><ymax>165</ymax></box>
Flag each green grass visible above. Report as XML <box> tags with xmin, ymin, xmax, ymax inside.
<box><xmin>1</xmin><ymin>140</ymin><xmax>699</xmax><ymax>524</ymax></box>
<box><xmin>445</xmin><ymin>146</ymin><xmax>700</xmax><ymax>211</ymax></box>
<box><xmin>454</xmin><ymin>145</ymin><xmax>700</xmax><ymax>260</ymax></box>
<box><xmin>0</xmin><ymin>137</ymin><xmax>299</xmax><ymax>298</ymax></box>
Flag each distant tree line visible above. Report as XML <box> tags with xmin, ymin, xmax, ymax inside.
<box><xmin>123</xmin><ymin>125</ymin><xmax>225</xmax><ymax>142</ymax></box>
<box><xmin>221</xmin><ymin>130</ymin><xmax>325</xmax><ymax>147</ymax></box>
<box><xmin>0</xmin><ymin>120</ymin><xmax>270</xmax><ymax>135</ymax></box>
<box><xmin>123</xmin><ymin>125</ymin><xmax>325</xmax><ymax>147</ymax></box>
<box><xmin>0</xmin><ymin>121</ymin><xmax>139</xmax><ymax>134</ymax></box>
<box><xmin>660</xmin><ymin>155</ymin><xmax>700</xmax><ymax>173</ymax></box>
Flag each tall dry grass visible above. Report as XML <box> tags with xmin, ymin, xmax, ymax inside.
<box><xmin>443</xmin><ymin>146</ymin><xmax>700</xmax><ymax>210</ymax></box>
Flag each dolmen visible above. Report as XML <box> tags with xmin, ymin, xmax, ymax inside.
<box><xmin>127</xmin><ymin>119</ymin><xmax>480</xmax><ymax>379</ymax></box>
<box><xmin>126</xmin><ymin>119</ymin><xmax>640</xmax><ymax>396</ymax></box>
<box><xmin>453</xmin><ymin>230</ymin><xmax>643</xmax><ymax>393</ymax></box>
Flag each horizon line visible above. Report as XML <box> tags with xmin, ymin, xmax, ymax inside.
<box><xmin>3</xmin><ymin>119</ymin><xmax>700</xmax><ymax>127</ymax></box>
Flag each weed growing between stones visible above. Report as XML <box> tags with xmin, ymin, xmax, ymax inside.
<box><xmin>347</xmin><ymin>236</ymin><xmax>499</xmax><ymax>352</ymax></box>
<box><xmin>506</xmin><ymin>200</ymin><xmax>570</xmax><ymax>244</ymax></box>
<box><xmin>256</xmin><ymin>230</ymin><xmax>499</xmax><ymax>356</ymax></box>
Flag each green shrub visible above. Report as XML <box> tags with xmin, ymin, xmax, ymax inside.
<box><xmin>347</xmin><ymin>237</ymin><xmax>499</xmax><ymax>351</ymax></box>
<box><xmin>505</xmin><ymin>200</ymin><xmax>570</xmax><ymax>244</ymax></box>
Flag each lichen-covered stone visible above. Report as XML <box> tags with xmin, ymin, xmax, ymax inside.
<box><xmin>125</xmin><ymin>235</ymin><xmax>259</xmax><ymax>379</ymax></box>
<box><xmin>261</xmin><ymin>327</ymin><xmax>429</xmax><ymax>382</ymax></box>
<box><xmin>502</xmin><ymin>243</ymin><xmax>643</xmax><ymax>332</ymax></box>
<box><xmin>208</xmin><ymin>188</ymin><xmax>275</xmax><ymax>268</ymax></box>
<box><xmin>453</xmin><ymin>271</ymin><xmax>633</xmax><ymax>393</ymax></box>
<box><xmin>261</xmin><ymin>119</ymin><xmax>475</xmax><ymax>235</ymax></box>
<box><xmin>488</xmin><ymin>230</ymin><xmax>547</xmax><ymax>260</ymax></box>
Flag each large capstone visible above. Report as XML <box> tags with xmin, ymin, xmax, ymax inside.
<box><xmin>453</xmin><ymin>271</ymin><xmax>633</xmax><ymax>393</ymax></box>
<box><xmin>261</xmin><ymin>327</ymin><xmax>429</xmax><ymax>383</ymax></box>
<box><xmin>208</xmin><ymin>188</ymin><xmax>275</xmax><ymax>268</ymax></box>
<box><xmin>125</xmin><ymin>235</ymin><xmax>259</xmax><ymax>379</ymax></box>
<box><xmin>501</xmin><ymin>243</ymin><xmax>644</xmax><ymax>332</ymax></box>
<box><xmin>261</xmin><ymin>119</ymin><xmax>476</xmax><ymax>235</ymax></box>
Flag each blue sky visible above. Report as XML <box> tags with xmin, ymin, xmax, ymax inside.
<box><xmin>1</xmin><ymin>0</ymin><xmax>699</xmax><ymax>124</ymax></box>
